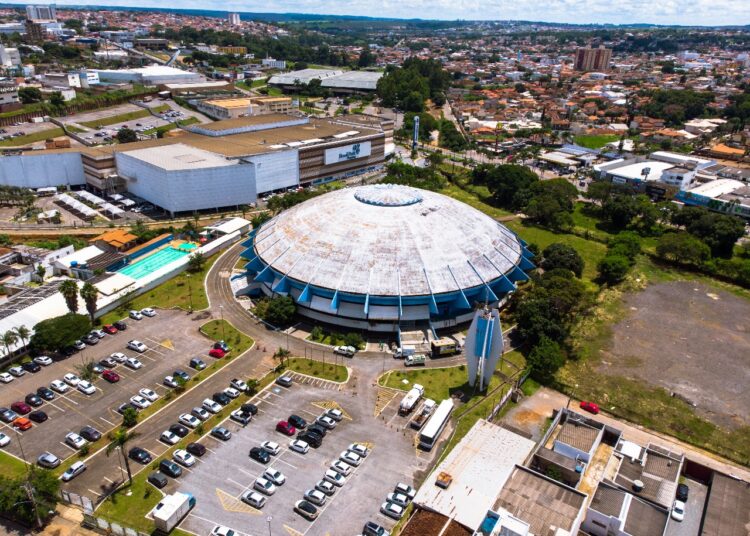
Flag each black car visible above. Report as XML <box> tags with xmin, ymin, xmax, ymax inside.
<box><xmin>307</xmin><ymin>424</ymin><xmax>327</xmax><ymax>438</ymax></box>
<box><xmin>81</xmin><ymin>335</ymin><xmax>99</xmax><ymax>345</ymax></box>
<box><xmin>169</xmin><ymin>424</ymin><xmax>189</xmax><ymax>438</ymax></box>
<box><xmin>117</xmin><ymin>402</ymin><xmax>139</xmax><ymax>415</ymax></box>
<box><xmin>147</xmin><ymin>472</ymin><xmax>168</xmax><ymax>489</ymax></box>
<box><xmin>211</xmin><ymin>427</ymin><xmax>231</xmax><ymax>441</ymax></box>
<box><xmin>186</xmin><ymin>442</ymin><xmax>206</xmax><ymax>457</ymax></box>
<box><xmin>28</xmin><ymin>410</ymin><xmax>47</xmax><ymax>423</ymax></box>
<box><xmin>241</xmin><ymin>403</ymin><xmax>258</xmax><ymax>415</ymax></box>
<box><xmin>36</xmin><ymin>387</ymin><xmax>55</xmax><ymax>401</ymax></box>
<box><xmin>363</xmin><ymin>521</ymin><xmax>389</xmax><ymax>536</ymax></box>
<box><xmin>174</xmin><ymin>370</ymin><xmax>190</xmax><ymax>382</ymax></box>
<box><xmin>676</xmin><ymin>483</ymin><xmax>689</xmax><ymax>502</ymax></box>
<box><xmin>128</xmin><ymin>447</ymin><xmax>152</xmax><ymax>464</ymax></box>
<box><xmin>79</xmin><ymin>426</ymin><xmax>101</xmax><ymax>442</ymax></box>
<box><xmin>99</xmin><ymin>357</ymin><xmax>117</xmax><ymax>368</ymax></box>
<box><xmin>298</xmin><ymin>431</ymin><xmax>322</xmax><ymax>448</ymax></box>
<box><xmin>249</xmin><ymin>447</ymin><xmax>270</xmax><ymax>464</ymax></box>
<box><xmin>113</xmin><ymin>320</ymin><xmax>127</xmax><ymax>331</ymax></box>
<box><xmin>60</xmin><ymin>346</ymin><xmax>77</xmax><ymax>357</ymax></box>
<box><xmin>212</xmin><ymin>392</ymin><xmax>231</xmax><ymax>406</ymax></box>
<box><xmin>22</xmin><ymin>362</ymin><xmax>41</xmax><ymax>373</ymax></box>
<box><xmin>159</xmin><ymin>459</ymin><xmax>182</xmax><ymax>478</ymax></box>
<box><xmin>25</xmin><ymin>394</ymin><xmax>43</xmax><ymax>407</ymax></box>
<box><xmin>189</xmin><ymin>358</ymin><xmax>206</xmax><ymax>370</ymax></box>
<box><xmin>288</xmin><ymin>415</ymin><xmax>307</xmax><ymax>429</ymax></box>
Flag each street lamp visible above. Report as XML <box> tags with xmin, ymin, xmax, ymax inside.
<box><xmin>219</xmin><ymin>305</ymin><xmax>226</xmax><ymax>341</ymax></box>
<box><xmin>186</xmin><ymin>274</ymin><xmax>193</xmax><ymax>313</ymax></box>
<box><xmin>266</xmin><ymin>515</ymin><xmax>272</xmax><ymax>536</ymax></box>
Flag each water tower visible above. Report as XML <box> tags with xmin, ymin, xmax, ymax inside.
<box><xmin>465</xmin><ymin>307</ymin><xmax>504</xmax><ymax>391</ymax></box>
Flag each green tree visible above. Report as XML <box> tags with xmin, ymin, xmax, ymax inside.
<box><xmin>13</xmin><ymin>325</ymin><xmax>30</xmax><ymax>353</ymax></box>
<box><xmin>121</xmin><ymin>407</ymin><xmax>138</xmax><ymax>428</ymax></box>
<box><xmin>524</xmin><ymin>179</ymin><xmax>578</xmax><ymax>230</ymax></box>
<box><xmin>685</xmin><ymin>212</ymin><xmax>745</xmax><ymax>258</ymax></box>
<box><xmin>526</xmin><ymin>336</ymin><xmax>565</xmax><ymax>384</ymax></box>
<box><xmin>438</xmin><ymin>120</ymin><xmax>467</xmax><ymax>151</ymax></box>
<box><xmin>29</xmin><ymin>313</ymin><xmax>90</xmax><ymax>353</ymax></box>
<box><xmin>18</xmin><ymin>87</ymin><xmax>42</xmax><ymax>104</ymax></box>
<box><xmin>597</xmin><ymin>254</ymin><xmax>631</xmax><ymax>285</ymax></box>
<box><xmin>59</xmin><ymin>279</ymin><xmax>79</xmax><ymax>314</ymax></box>
<box><xmin>187</xmin><ymin>252</ymin><xmax>205</xmax><ymax>273</ymax></box>
<box><xmin>357</xmin><ymin>48</ymin><xmax>375</xmax><ymax>68</ymax></box>
<box><xmin>116</xmin><ymin>127</ymin><xmax>138</xmax><ymax>144</ymax></box>
<box><xmin>263</xmin><ymin>296</ymin><xmax>296</xmax><ymax>326</ymax></box>
<box><xmin>656</xmin><ymin>232</ymin><xmax>711</xmax><ymax>265</ymax></box>
<box><xmin>79</xmin><ymin>282</ymin><xmax>98</xmax><ymax>325</ymax></box>
<box><xmin>106</xmin><ymin>429</ymin><xmax>139</xmax><ymax>485</ymax></box>
<box><xmin>607</xmin><ymin>231</ymin><xmax>642</xmax><ymax>261</ymax></box>
<box><xmin>251</xmin><ymin>211</ymin><xmax>272</xmax><ymax>229</ymax></box>
<box><xmin>472</xmin><ymin>164</ymin><xmax>539</xmax><ymax>210</ymax></box>
<box><xmin>49</xmin><ymin>91</ymin><xmax>65</xmax><ymax>108</ymax></box>
<box><xmin>1</xmin><ymin>331</ymin><xmax>18</xmax><ymax>359</ymax></box>
<box><xmin>541</xmin><ymin>243</ymin><xmax>584</xmax><ymax>278</ymax></box>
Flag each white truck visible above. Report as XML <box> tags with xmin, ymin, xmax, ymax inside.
<box><xmin>393</xmin><ymin>345</ymin><xmax>416</xmax><ymax>359</ymax></box>
<box><xmin>410</xmin><ymin>398</ymin><xmax>436</xmax><ymax>429</ymax></box>
<box><xmin>404</xmin><ymin>354</ymin><xmax>427</xmax><ymax>367</ymax></box>
<box><xmin>399</xmin><ymin>383</ymin><xmax>424</xmax><ymax>415</ymax></box>
<box><xmin>152</xmin><ymin>492</ymin><xmax>196</xmax><ymax>533</ymax></box>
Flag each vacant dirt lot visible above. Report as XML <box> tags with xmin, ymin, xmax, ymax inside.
<box><xmin>600</xmin><ymin>281</ymin><xmax>750</xmax><ymax>429</ymax></box>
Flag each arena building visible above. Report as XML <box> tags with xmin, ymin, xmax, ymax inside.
<box><xmin>239</xmin><ymin>184</ymin><xmax>534</xmax><ymax>333</ymax></box>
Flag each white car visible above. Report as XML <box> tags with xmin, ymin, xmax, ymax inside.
<box><xmin>63</xmin><ymin>373</ymin><xmax>80</xmax><ymax>387</ymax></box>
<box><xmin>33</xmin><ymin>356</ymin><xmax>52</xmax><ymax>366</ymax></box>
<box><xmin>348</xmin><ymin>443</ymin><xmax>369</xmax><ymax>458</ymax></box>
<box><xmin>130</xmin><ymin>395</ymin><xmax>151</xmax><ymax>409</ymax></box>
<box><xmin>210</xmin><ymin>526</ymin><xmax>236</xmax><ymax>536</ymax></box>
<box><xmin>324</xmin><ymin>469</ymin><xmax>346</xmax><ymax>487</ymax></box>
<box><xmin>261</xmin><ymin>441</ymin><xmax>280</xmax><ymax>455</ymax></box>
<box><xmin>0</xmin><ymin>432</ymin><xmax>10</xmax><ymax>447</ymax></box>
<box><xmin>254</xmin><ymin>477</ymin><xmax>276</xmax><ymax>496</ymax></box>
<box><xmin>0</xmin><ymin>372</ymin><xmax>13</xmax><ymax>383</ymax></box>
<box><xmin>304</xmin><ymin>488</ymin><xmax>326</xmax><ymax>506</ymax></box>
<box><xmin>671</xmin><ymin>500</ymin><xmax>685</xmax><ymax>521</ymax></box>
<box><xmin>330</xmin><ymin>460</ymin><xmax>352</xmax><ymax>476</ymax></box>
<box><xmin>230</xmin><ymin>379</ymin><xmax>247</xmax><ymax>392</ymax></box>
<box><xmin>141</xmin><ymin>308</ymin><xmax>156</xmax><ymax>317</ymax></box>
<box><xmin>317</xmin><ymin>415</ymin><xmax>337</xmax><ymax>429</ymax></box>
<box><xmin>129</xmin><ymin>310</ymin><xmax>143</xmax><ymax>320</ymax></box>
<box><xmin>160</xmin><ymin>431</ymin><xmax>179</xmax><ymax>445</ymax></box>
<box><xmin>50</xmin><ymin>379</ymin><xmax>69</xmax><ymax>393</ymax></box>
<box><xmin>125</xmin><ymin>357</ymin><xmax>143</xmax><ymax>369</ymax></box>
<box><xmin>223</xmin><ymin>387</ymin><xmax>240</xmax><ymax>399</ymax></box>
<box><xmin>90</xmin><ymin>329</ymin><xmax>106</xmax><ymax>339</ymax></box>
<box><xmin>289</xmin><ymin>439</ymin><xmax>309</xmax><ymax>454</ymax></box>
<box><xmin>61</xmin><ymin>461</ymin><xmax>86</xmax><ymax>482</ymax></box>
<box><xmin>315</xmin><ymin>479</ymin><xmax>336</xmax><ymax>496</ymax></box>
<box><xmin>333</xmin><ymin>345</ymin><xmax>356</xmax><ymax>357</ymax></box>
<box><xmin>340</xmin><ymin>450</ymin><xmax>362</xmax><ymax>467</ymax></box>
<box><xmin>127</xmin><ymin>340</ymin><xmax>147</xmax><ymax>353</ymax></box>
<box><xmin>263</xmin><ymin>468</ymin><xmax>286</xmax><ymax>486</ymax></box>
<box><xmin>111</xmin><ymin>352</ymin><xmax>128</xmax><ymax>363</ymax></box>
<box><xmin>173</xmin><ymin>449</ymin><xmax>196</xmax><ymax>467</ymax></box>
<box><xmin>178</xmin><ymin>413</ymin><xmax>200</xmax><ymax>428</ymax></box>
<box><xmin>9</xmin><ymin>366</ymin><xmax>25</xmax><ymax>377</ymax></box>
<box><xmin>65</xmin><ymin>432</ymin><xmax>87</xmax><ymax>450</ymax></box>
<box><xmin>326</xmin><ymin>408</ymin><xmax>344</xmax><ymax>421</ymax></box>
<box><xmin>77</xmin><ymin>380</ymin><xmax>96</xmax><ymax>395</ymax></box>
<box><xmin>395</xmin><ymin>482</ymin><xmax>417</xmax><ymax>500</ymax></box>
<box><xmin>191</xmin><ymin>407</ymin><xmax>210</xmax><ymax>421</ymax></box>
<box><xmin>202</xmin><ymin>399</ymin><xmax>221</xmax><ymax>414</ymax></box>
<box><xmin>139</xmin><ymin>388</ymin><xmax>158</xmax><ymax>402</ymax></box>
<box><xmin>380</xmin><ymin>501</ymin><xmax>404</xmax><ymax>520</ymax></box>
<box><xmin>387</xmin><ymin>492</ymin><xmax>410</xmax><ymax>507</ymax></box>
<box><xmin>164</xmin><ymin>376</ymin><xmax>178</xmax><ymax>388</ymax></box>
<box><xmin>240</xmin><ymin>490</ymin><xmax>266</xmax><ymax>509</ymax></box>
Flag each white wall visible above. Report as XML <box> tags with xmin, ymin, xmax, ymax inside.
<box><xmin>0</xmin><ymin>153</ymin><xmax>86</xmax><ymax>188</ymax></box>
<box><xmin>243</xmin><ymin>149</ymin><xmax>299</xmax><ymax>194</ymax></box>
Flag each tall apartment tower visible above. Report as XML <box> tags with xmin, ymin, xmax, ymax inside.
<box><xmin>228</xmin><ymin>13</ymin><xmax>241</xmax><ymax>25</ymax></box>
<box><xmin>26</xmin><ymin>4</ymin><xmax>57</xmax><ymax>21</ymax></box>
<box><xmin>574</xmin><ymin>45</ymin><xmax>612</xmax><ymax>72</ymax></box>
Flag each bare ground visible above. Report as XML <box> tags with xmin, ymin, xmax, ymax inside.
<box><xmin>600</xmin><ymin>281</ymin><xmax>750</xmax><ymax>429</ymax></box>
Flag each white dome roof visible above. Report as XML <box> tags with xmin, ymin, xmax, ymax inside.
<box><xmin>253</xmin><ymin>184</ymin><xmax>523</xmax><ymax>297</ymax></box>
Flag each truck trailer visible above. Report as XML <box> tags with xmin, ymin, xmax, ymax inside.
<box><xmin>151</xmin><ymin>492</ymin><xmax>196</xmax><ymax>533</ymax></box>
<box><xmin>399</xmin><ymin>383</ymin><xmax>424</xmax><ymax>415</ymax></box>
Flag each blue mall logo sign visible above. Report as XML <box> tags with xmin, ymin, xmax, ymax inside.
<box><xmin>337</xmin><ymin>143</ymin><xmax>362</xmax><ymax>161</ymax></box>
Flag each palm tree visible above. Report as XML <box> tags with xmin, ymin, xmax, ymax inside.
<box><xmin>1</xmin><ymin>331</ymin><xmax>18</xmax><ymax>359</ymax></box>
<box><xmin>59</xmin><ymin>280</ymin><xmax>79</xmax><ymax>314</ymax></box>
<box><xmin>106</xmin><ymin>429</ymin><xmax>140</xmax><ymax>486</ymax></box>
<box><xmin>13</xmin><ymin>325</ymin><xmax>30</xmax><ymax>353</ymax></box>
<box><xmin>79</xmin><ymin>282</ymin><xmax>98</xmax><ymax>325</ymax></box>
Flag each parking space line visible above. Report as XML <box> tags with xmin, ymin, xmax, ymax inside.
<box><xmin>226</xmin><ymin>478</ymin><xmax>246</xmax><ymax>491</ymax></box>
<box><xmin>103</xmin><ymin>476</ymin><xmax>114</xmax><ymax>484</ymax></box>
<box><xmin>237</xmin><ymin>466</ymin><xmax>258</xmax><ymax>478</ymax></box>
<box><xmin>273</xmin><ymin>457</ymin><xmax>298</xmax><ymax>470</ymax></box>
<box><xmin>87</xmin><ymin>488</ymin><xmax>100</xmax><ymax>497</ymax></box>
<box><xmin>100</xmin><ymin>416</ymin><xmax>115</xmax><ymax>427</ymax></box>
<box><xmin>59</xmin><ymin>441</ymin><xmax>78</xmax><ymax>452</ymax></box>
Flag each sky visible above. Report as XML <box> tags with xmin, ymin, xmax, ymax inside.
<box><xmin>14</xmin><ymin>0</ymin><xmax>750</xmax><ymax>26</ymax></box>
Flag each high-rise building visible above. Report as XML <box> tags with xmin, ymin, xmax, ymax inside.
<box><xmin>24</xmin><ymin>20</ymin><xmax>46</xmax><ymax>43</ymax></box>
<box><xmin>26</xmin><ymin>4</ymin><xmax>57</xmax><ymax>21</ymax></box>
<box><xmin>228</xmin><ymin>13</ymin><xmax>241</xmax><ymax>25</ymax></box>
<box><xmin>574</xmin><ymin>45</ymin><xmax>612</xmax><ymax>72</ymax></box>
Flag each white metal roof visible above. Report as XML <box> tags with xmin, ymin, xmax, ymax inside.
<box><xmin>606</xmin><ymin>161</ymin><xmax>675</xmax><ymax>181</ymax></box>
<box><xmin>120</xmin><ymin>143</ymin><xmax>234</xmax><ymax>171</ymax></box>
<box><xmin>686</xmin><ymin>178</ymin><xmax>745</xmax><ymax>198</ymax></box>
<box><xmin>204</xmin><ymin>217</ymin><xmax>250</xmax><ymax>235</ymax></box>
<box><xmin>54</xmin><ymin>245</ymin><xmax>104</xmax><ymax>269</ymax></box>
<box><xmin>414</xmin><ymin>419</ymin><xmax>536</xmax><ymax>530</ymax></box>
<box><xmin>268</xmin><ymin>68</ymin><xmax>343</xmax><ymax>86</ymax></box>
<box><xmin>254</xmin><ymin>184</ymin><xmax>523</xmax><ymax>297</ymax></box>
<box><xmin>320</xmin><ymin>71</ymin><xmax>383</xmax><ymax>90</ymax></box>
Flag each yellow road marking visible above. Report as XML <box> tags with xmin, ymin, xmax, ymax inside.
<box><xmin>311</xmin><ymin>400</ymin><xmax>352</xmax><ymax>420</ymax></box>
<box><xmin>284</xmin><ymin>525</ymin><xmax>304</xmax><ymax>536</ymax></box>
<box><xmin>215</xmin><ymin>488</ymin><xmax>260</xmax><ymax>515</ymax></box>
<box><xmin>374</xmin><ymin>388</ymin><xmax>398</xmax><ymax>417</ymax></box>
<box><xmin>161</xmin><ymin>339</ymin><xmax>174</xmax><ymax>350</ymax></box>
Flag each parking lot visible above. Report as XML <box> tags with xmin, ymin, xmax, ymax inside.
<box><xmin>167</xmin><ymin>377</ymin><xmax>425</xmax><ymax>536</ymax></box>
<box><xmin>0</xmin><ymin>309</ymin><xmax>217</xmax><ymax>467</ymax></box>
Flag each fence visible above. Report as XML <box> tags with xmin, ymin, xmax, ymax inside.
<box><xmin>82</xmin><ymin>513</ymin><xmax>150</xmax><ymax>536</ymax></box>
<box><xmin>59</xmin><ymin>489</ymin><xmax>94</xmax><ymax>515</ymax></box>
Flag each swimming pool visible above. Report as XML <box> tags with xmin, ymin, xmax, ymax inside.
<box><xmin>118</xmin><ymin>247</ymin><xmax>192</xmax><ymax>280</ymax></box>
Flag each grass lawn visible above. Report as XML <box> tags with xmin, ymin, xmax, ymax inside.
<box><xmin>0</xmin><ymin>127</ymin><xmax>65</xmax><ymax>147</ymax></box>
<box><xmin>285</xmin><ymin>357</ymin><xmax>348</xmax><ymax>382</ymax></box>
<box><xmin>574</xmin><ymin>134</ymin><xmax>620</xmax><ymax>149</ymax></box>
<box><xmin>80</xmin><ymin>105</ymin><xmax>170</xmax><ymax>129</ymax></box>
<box><xmin>142</xmin><ymin>116</ymin><xmax>199</xmax><ymax>136</ymax></box>
<box><xmin>98</xmin><ymin>254</ymin><xmax>220</xmax><ymax>325</ymax></box>
<box><xmin>0</xmin><ymin>450</ymin><xmax>30</xmax><ymax>479</ymax></box>
<box><xmin>440</xmin><ymin>183</ymin><xmax>514</xmax><ymax>220</ymax></box>
<box><xmin>200</xmin><ymin>319</ymin><xmax>254</xmax><ymax>354</ymax></box>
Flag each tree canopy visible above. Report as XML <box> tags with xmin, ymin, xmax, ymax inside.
<box><xmin>541</xmin><ymin>243</ymin><xmax>584</xmax><ymax>278</ymax></box>
<box><xmin>30</xmin><ymin>313</ymin><xmax>90</xmax><ymax>353</ymax></box>
<box><xmin>377</xmin><ymin>58</ymin><xmax>450</xmax><ymax>112</ymax></box>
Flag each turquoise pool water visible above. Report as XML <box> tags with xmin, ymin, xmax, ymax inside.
<box><xmin>118</xmin><ymin>247</ymin><xmax>191</xmax><ymax>280</ymax></box>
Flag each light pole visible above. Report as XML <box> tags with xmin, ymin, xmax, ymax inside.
<box><xmin>186</xmin><ymin>274</ymin><xmax>193</xmax><ymax>313</ymax></box>
<box><xmin>266</xmin><ymin>515</ymin><xmax>272</xmax><ymax>536</ymax></box>
<box><xmin>219</xmin><ymin>305</ymin><xmax>225</xmax><ymax>341</ymax></box>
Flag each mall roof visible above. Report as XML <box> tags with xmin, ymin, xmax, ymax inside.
<box><xmin>320</xmin><ymin>70</ymin><xmax>383</xmax><ymax>90</ymax></box>
<box><xmin>253</xmin><ymin>184</ymin><xmax>525</xmax><ymax>298</ymax></box>
<box><xmin>268</xmin><ymin>68</ymin><xmax>343</xmax><ymax>86</ymax></box>
<box><xmin>605</xmin><ymin>161</ymin><xmax>675</xmax><ymax>181</ymax></box>
<box><xmin>413</xmin><ymin>420</ymin><xmax>535</xmax><ymax>530</ymax></box>
<box><xmin>120</xmin><ymin>143</ymin><xmax>235</xmax><ymax>171</ymax></box>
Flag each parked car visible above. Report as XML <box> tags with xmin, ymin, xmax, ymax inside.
<box><xmin>174</xmin><ymin>370</ymin><xmax>190</xmax><ymax>382</ymax></box>
<box><xmin>333</xmin><ymin>345</ymin><xmax>356</xmax><ymax>357</ymax></box>
<box><xmin>394</xmin><ymin>482</ymin><xmax>416</xmax><ymax>501</ymax></box>
<box><xmin>254</xmin><ymin>477</ymin><xmax>276</xmax><ymax>496</ymax></box>
<box><xmin>0</xmin><ymin>408</ymin><xmax>19</xmax><ymax>423</ymax></box>
<box><xmin>676</xmin><ymin>483</ymin><xmax>689</xmax><ymax>502</ymax></box>
<box><xmin>298</xmin><ymin>431</ymin><xmax>323</xmax><ymax>448</ymax></box>
<box><xmin>326</xmin><ymin>408</ymin><xmax>344</xmax><ymax>421</ymax></box>
<box><xmin>13</xmin><ymin>417</ymin><xmax>32</xmax><ymax>430</ymax></box>
<box><xmin>173</xmin><ymin>449</ymin><xmax>196</xmax><ymax>467</ymax></box>
<box><xmin>240</xmin><ymin>490</ymin><xmax>266</xmax><ymax>509</ymax></box>
<box><xmin>117</xmin><ymin>402</ymin><xmax>139</xmax><ymax>415</ymax></box>
<box><xmin>77</xmin><ymin>380</ymin><xmax>96</xmax><ymax>395</ymax></box>
<box><xmin>139</xmin><ymin>388</ymin><xmax>158</xmax><ymax>402</ymax></box>
<box><xmin>290</xmin><ymin>439</ymin><xmax>309</xmax><ymax>454</ymax></box>
<box><xmin>264</xmin><ymin>468</ymin><xmax>286</xmax><ymax>486</ymax></box>
<box><xmin>363</xmin><ymin>521</ymin><xmax>391</xmax><ymax>536</ymax></box>
<box><xmin>579</xmin><ymin>401</ymin><xmax>600</xmax><ymax>415</ymax></box>
<box><xmin>315</xmin><ymin>480</ymin><xmax>336</xmax><ymax>497</ymax></box>
<box><xmin>178</xmin><ymin>413</ymin><xmax>200</xmax><ymax>429</ymax></box>
<box><xmin>387</xmin><ymin>492</ymin><xmax>409</xmax><ymax>507</ymax></box>
<box><xmin>208</xmin><ymin>348</ymin><xmax>226</xmax><ymax>359</ymax></box>
<box><xmin>160</xmin><ymin>431</ymin><xmax>179</xmax><ymax>445</ymax></box>
<box><xmin>249</xmin><ymin>447</ymin><xmax>270</xmax><ymax>464</ymax></box>
<box><xmin>11</xmin><ymin>402</ymin><xmax>31</xmax><ymax>415</ymax></box>
<box><xmin>50</xmin><ymin>380</ymin><xmax>69</xmax><ymax>393</ymax></box>
<box><xmin>102</xmin><ymin>324</ymin><xmax>118</xmax><ymax>335</ymax></box>
<box><xmin>24</xmin><ymin>394</ymin><xmax>43</xmax><ymax>407</ymax></box>
<box><xmin>130</xmin><ymin>396</ymin><xmax>151</xmax><ymax>409</ymax></box>
<box><xmin>190</xmin><ymin>407</ymin><xmax>210</xmax><ymax>422</ymax></box>
<box><xmin>127</xmin><ymin>340</ymin><xmax>147</xmax><ymax>353</ymax></box>
<box><xmin>90</xmin><ymin>329</ymin><xmax>106</xmax><ymax>339</ymax></box>
<box><xmin>129</xmin><ymin>310</ymin><xmax>143</xmax><ymax>321</ymax></box>
<box><xmin>211</xmin><ymin>427</ymin><xmax>231</xmax><ymax>441</ymax></box>
<box><xmin>213</xmin><ymin>341</ymin><xmax>229</xmax><ymax>352</ymax></box>
<box><xmin>72</xmin><ymin>340</ymin><xmax>86</xmax><ymax>351</ymax></box>
<box><xmin>28</xmin><ymin>410</ymin><xmax>47</xmax><ymax>423</ymax></box>
<box><xmin>316</xmin><ymin>415</ymin><xmax>337</xmax><ymax>430</ymax></box>
<box><xmin>294</xmin><ymin>500</ymin><xmax>318</xmax><ymax>520</ymax></box>
<box><xmin>223</xmin><ymin>387</ymin><xmax>240</xmax><ymax>399</ymax></box>
<box><xmin>110</xmin><ymin>352</ymin><xmax>128</xmax><ymax>363</ymax></box>
<box><xmin>230</xmin><ymin>409</ymin><xmax>252</xmax><ymax>426</ymax></box>
<box><xmin>261</xmin><ymin>441</ymin><xmax>280</xmax><ymax>456</ymax></box>
<box><xmin>125</xmin><ymin>357</ymin><xmax>143</xmax><ymax>369</ymax></box>
<box><xmin>8</xmin><ymin>366</ymin><xmax>25</xmax><ymax>377</ymax></box>
<box><xmin>671</xmin><ymin>500</ymin><xmax>686</xmax><ymax>521</ymax></box>
<box><xmin>189</xmin><ymin>357</ymin><xmax>206</xmax><ymax>370</ymax></box>
<box><xmin>159</xmin><ymin>459</ymin><xmax>182</xmax><ymax>478</ymax></box>
<box><xmin>324</xmin><ymin>469</ymin><xmax>345</xmax><ymax>487</ymax></box>
<box><xmin>288</xmin><ymin>415</ymin><xmax>307</xmax><ymax>429</ymax></box>
<box><xmin>113</xmin><ymin>320</ymin><xmax>127</xmax><ymax>331</ymax></box>
<box><xmin>169</xmin><ymin>424</ymin><xmax>189</xmax><ymax>438</ymax></box>
<box><xmin>128</xmin><ymin>447</ymin><xmax>152</xmax><ymax>464</ymax></box>
<box><xmin>380</xmin><ymin>501</ymin><xmax>404</xmax><ymax>520</ymax></box>
<box><xmin>212</xmin><ymin>392</ymin><xmax>231</xmax><ymax>406</ymax></box>
<box><xmin>0</xmin><ymin>432</ymin><xmax>13</xmax><ymax>447</ymax></box>
<box><xmin>0</xmin><ymin>372</ymin><xmax>13</xmax><ymax>383</ymax></box>
<box><xmin>241</xmin><ymin>403</ymin><xmax>258</xmax><ymax>415</ymax></box>
<box><xmin>210</xmin><ymin>526</ymin><xmax>235</xmax><ymax>536</ymax></box>
<box><xmin>202</xmin><ymin>399</ymin><xmax>221</xmax><ymax>413</ymax></box>
<box><xmin>163</xmin><ymin>376</ymin><xmax>178</xmax><ymax>388</ymax></box>
<box><xmin>36</xmin><ymin>387</ymin><xmax>55</xmax><ymax>401</ymax></box>
<box><xmin>99</xmin><ymin>357</ymin><xmax>117</xmax><ymax>369</ymax></box>
<box><xmin>186</xmin><ymin>442</ymin><xmax>206</xmax><ymax>457</ymax></box>
<box><xmin>348</xmin><ymin>443</ymin><xmax>369</xmax><ymax>458</ymax></box>
<box><xmin>147</xmin><ymin>472</ymin><xmax>168</xmax><ymax>489</ymax></box>
<box><xmin>61</xmin><ymin>461</ymin><xmax>86</xmax><ymax>482</ymax></box>
<box><xmin>22</xmin><ymin>362</ymin><xmax>41</xmax><ymax>373</ymax></box>
<box><xmin>102</xmin><ymin>370</ymin><xmax>120</xmax><ymax>383</ymax></box>
<box><xmin>65</xmin><ymin>432</ymin><xmax>87</xmax><ymax>450</ymax></box>
<box><xmin>230</xmin><ymin>378</ymin><xmax>247</xmax><ymax>392</ymax></box>
<box><xmin>276</xmin><ymin>421</ymin><xmax>296</xmax><ymax>436</ymax></box>
<box><xmin>141</xmin><ymin>308</ymin><xmax>156</xmax><ymax>317</ymax></box>
<box><xmin>81</xmin><ymin>335</ymin><xmax>99</xmax><ymax>346</ymax></box>
<box><xmin>33</xmin><ymin>356</ymin><xmax>52</xmax><ymax>366</ymax></box>
<box><xmin>275</xmin><ymin>375</ymin><xmax>293</xmax><ymax>387</ymax></box>
<box><xmin>63</xmin><ymin>373</ymin><xmax>81</xmax><ymax>387</ymax></box>
<box><xmin>304</xmin><ymin>489</ymin><xmax>326</xmax><ymax>506</ymax></box>
<box><xmin>37</xmin><ymin>452</ymin><xmax>61</xmax><ymax>469</ymax></box>
<box><xmin>79</xmin><ymin>426</ymin><xmax>101</xmax><ymax>442</ymax></box>
<box><xmin>340</xmin><ymin>450</ymin><xmax>362</xmax><ymax>467</ymax></box>
<box><xmin>330</xmin><ymin>460</ymin><xmax>352</xmax><ymax>476</ymax></box>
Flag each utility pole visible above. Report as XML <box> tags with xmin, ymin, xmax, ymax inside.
<box><xmin>219</xmin><ymin>305</ymin><xmax>225</xmax><ymax>341</ymax></box>
<box><xmin>186</xmin><ymin>274</ymin><xmax>193</xmax><ymax>313</ymax></box>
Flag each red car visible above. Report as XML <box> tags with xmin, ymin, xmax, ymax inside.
<box><xmin>276</xmin><ymin>421</ymin><xmax>296</xmax><ymax>436</ymax></box>
<box><xmin>10</xmin><ymin>401</ymin><xmax>32</xmax><ymax>415</ymax></box>
<box><xmin>102</xmin><ymin>324</ymin><xmax>118</xmax><ymax>335</ymax></box>
<box><xmin>102</xmin><ymin>370</ymin><xmax>120</xmax><ymax>383</ymax></box>
<box><xmin>579</xmin><ymin>401</ymin><xmax>600</xmax><ymax>415</ymax></box>
<box><xmin>208</xmin><ymin>348</ymin><xmax>226</xmax><ymax>359</ymax></box>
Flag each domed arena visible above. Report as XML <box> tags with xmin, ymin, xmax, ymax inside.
<box><xmin>239</xmin><ymin>184</ymin><xmax>535</xmax><ymax>332</ymax></box>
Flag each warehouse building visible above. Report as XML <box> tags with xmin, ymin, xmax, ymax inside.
<box><xmin>93</xmin><ymin>65</ymin><xmax>204</xmax><ymax>85</ymax></box>
<box><xmin>239</xmin><ymin>183</ymin><xmax>534</xmax><ymax>333</ymax></box>
<box><xmin>269</xmin><ymin>68</ymin><xmax>383</xmax><ymax>94</ymax></box>
<box><xmin>195</xmin><ymin>96</ymin><xmax>295</xmax><ymax>119</ymax></box>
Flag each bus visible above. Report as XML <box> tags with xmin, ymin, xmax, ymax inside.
<box><xmin>418</xmin><ymin>399</ymin><xmax>453</xmax><ymax>451</ymax></box>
